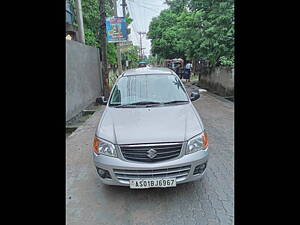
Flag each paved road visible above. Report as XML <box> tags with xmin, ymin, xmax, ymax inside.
<box><xmin>66</xmin><ymin>83</ymin><xmax>234</xmax><ymax>225</ymax></box>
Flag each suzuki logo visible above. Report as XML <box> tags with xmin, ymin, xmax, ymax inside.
<box><xmin>147</xmin><ymin>148</ymin><xmax>157</xmax><ymax>159</ymax></box>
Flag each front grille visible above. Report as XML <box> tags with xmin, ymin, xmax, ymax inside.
<box><xmin>120</xmin><ymin>143</ymin><xmax>183</xmax><ymax>162</ymax></box>
<box><xmin>114</xmin><ymin>165</ymin><xmax>191</xmax><ymax>184</ymax></box>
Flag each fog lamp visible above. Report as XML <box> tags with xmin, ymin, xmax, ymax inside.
<box><xmin>97</xmin><ymin>168</ymin><xmax>111</xmax><ymax>179</ymax></box>
<box><xmin>193</xmin><ymin>162</ymin><xmax>207</xmax><ymax>175</ymax></box>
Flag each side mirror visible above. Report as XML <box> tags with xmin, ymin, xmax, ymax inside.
<box><xmin>96</xmin><ymin>96</ymin><xmax>107</xmax><ymax>105</ymax></box>
<box><xmin>198</xmin><ymin>88</ymin><xmax>207</xmax><ymax>93</ymax></box>
<box><xmin>190</xmin><ymin>92</ymin><xmax>200</xmax><ymax>101</ymax></box>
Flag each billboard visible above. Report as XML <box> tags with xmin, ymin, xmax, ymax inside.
<box><xmin>106</xmin><ymin>17</ymin><xmax>128</xmax><ymax>43</ymax></box>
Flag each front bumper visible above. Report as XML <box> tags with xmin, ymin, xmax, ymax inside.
<box><xmin>93</xmin><ymin>148</ymin><xmax>208</xmax><ymax>186</ymax></box>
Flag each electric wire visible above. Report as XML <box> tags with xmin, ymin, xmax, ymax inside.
<box><xmin>126</xmin><ymin>0</ymin><xmax>167</xmax><ymax>56</ymax></box>
<box><xmin>127</xmin><ymin>2</ymin><xmax>140</xmax><ymax>44</ymax></box>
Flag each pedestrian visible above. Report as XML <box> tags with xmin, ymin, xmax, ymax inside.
<box><xmin>167</xmin><ymin>62</ymin><xmax>171</xmax><ymax>69</ymax></box>
<box><xmin>175</xmin><ymin>63</ymin><xmax>180</xmax><ymax>77</ymax></box>
<box><xmin>185</xmin><ymin>61</ymin><xmax>192</xmax><ymax>82</ymax></box>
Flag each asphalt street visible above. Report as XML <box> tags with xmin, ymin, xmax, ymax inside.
<box><xmin>66</xmin><ymin>83</ymin><xmax>234</xmax><ymax>225</ymax></box>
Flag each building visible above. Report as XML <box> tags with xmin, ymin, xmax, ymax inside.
<box><xmin>66</xmin><ymin>0</ymin><xmax>78</xmax><ymax>41</ymax></box>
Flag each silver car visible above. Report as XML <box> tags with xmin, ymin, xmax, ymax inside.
<box><xmin>93</xmin><ymin>67</ymin><xmax>208</xmax><ymax>188</ymax></box>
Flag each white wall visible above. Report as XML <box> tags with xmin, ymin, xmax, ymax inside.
<box><xmin>66</xmin><ymin>40</ymin><xmax>103</xmax><ymax>121</ymax></box>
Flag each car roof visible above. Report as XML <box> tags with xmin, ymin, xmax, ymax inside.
<box><xmin>122</xmin><ymin>67</ymin><xmax>176</xmax><ymax>76</ymax></box>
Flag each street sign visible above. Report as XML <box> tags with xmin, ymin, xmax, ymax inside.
<box><xmin>105</xmin><ymin>17</ymin><xmax>128</xmax><ymax>43</ymax></box>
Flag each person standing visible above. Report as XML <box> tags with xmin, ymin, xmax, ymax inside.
<box><xmin>185</xmin><ymin>61</ymin><xmax>192</xmax><ymax>82</ymax></box>
<box><xmin>175</xmin><ymin>63</ymin><xmax>180</xmax><ymax>77</ymax></box>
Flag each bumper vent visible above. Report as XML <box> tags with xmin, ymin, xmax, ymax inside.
<box><xmin>113</xmin><ymin>165</ymin><xmax>191</xmax><ymax>184</ymax></box>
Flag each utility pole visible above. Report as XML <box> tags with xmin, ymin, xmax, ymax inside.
<box><xmin>121</xmin><ymin>0</ymin><xmax>127</xmax><ymax>17</ymax></box>
<box><xmin>74</xmin><ymin>0</ymin><xmax>85</xmax><ymax>44</ymax></box>
<box><xmin>113</xmin><ymin>0</ymin><xmax>122</xmax><ymax>75</ymax></box>
<box><xmin>99</xmin><ymin>0</ymin><xmax>109</xmax><ymax>98</ymax></box>
<box><xmin>120</xmin><ymin>0</ymin><xmax>128</xmax><ymax>68</ymax></box>
<box><xmin>137</xmin><ymin>32</ymin><xmax>146</xmax><ymax>60</ymax></box>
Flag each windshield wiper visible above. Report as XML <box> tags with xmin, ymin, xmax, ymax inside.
<box><xmin>131</xmin><ymin>101</ymin><xmax>162</xmax><ymax>105</ymax></box>
<box><xmin>115</xmin><ymin>101</ymin><xmax>162</xmax><ymax>108</ymax></box>
<box><xmin>163</xmin><ymin>100</ymin><xmax>189</xmax><ymax>104</ymax></box>
<box><xmin>115</xmin><ymin>104</ymin><xmax>137</xmax><ymax>108</ymax></box>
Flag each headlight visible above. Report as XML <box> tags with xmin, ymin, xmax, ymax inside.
<box><xmin>186</xmin><ymin>131</ymin><xmax>208</xmax><ymax>154</ymax></box>
<box><xmin>93</xmin><ymin>136</ymin><xmax>117</xmax><ymax>157</ymax></box>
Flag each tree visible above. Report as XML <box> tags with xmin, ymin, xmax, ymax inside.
<box><xmin>80</xmin><ymin>0</ymin><xmax>118</xmax><ymax>65</ymax></box>
<box><xmin>164</xmin><ymin>0</ymin><xmax>189</xmax><ymax>14</ymax></box>
<box><xmin>122</xmin><ymin>45</ymin><xmax>139</xmax><ymax>68</ymax></box>
<box><xmin>148</xmin><ymin>9</ymin><xmax>186</xmax><ymax>60</ymax></box>
<box><xmin>186</xmin><ymin>0</ymin><xmax>234</xmax><ymax>67</ymax></box>
<box><xmin>148</xmin><ymin>0</ymin><xmax>234</xmax><ymax>69</ymax></box>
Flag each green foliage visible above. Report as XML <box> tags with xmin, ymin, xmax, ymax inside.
<box><xmin>107</xmin><ymin>43</ymin><xmax>117</xmax><ymax>65</ymax></box>
<box><xmin>81</xmin><ymin>0</ymin><xmax>101</xmax><ymax>47</ymax></box>
<box><xmin>165</xmin><ymin>0</ymin><xmax>189</xmax><ymax>13</ymax></box>
<box><xmin>150</xmin><ymin>0</ymin><xmax>234</xmax><ymax>68</ymax></box>
<box><xmin>219</xmin><ymin>56</ymin><xmax>234</xmax><ymax>66</ymax></box>
<box><xmin>148</xmin><ymin>9</ymin><xmax>186</xmax><ymax>59</ymax></box>
<box><xmin>125</xmin><ymin>13</ymin><xmax>133</xmax><ymax>25</ymax></box>
<box><xmin>122</xmin><ymin>45</ymin><xmax>139</xmax><ymax>68</ymax></box>
<box><xmin>84</xmin><ymin>28</ymin><xmax>98</xmax><ymax>47</ymax></box>
<box><xmin>147</xmin><ymin>55</ymin><xmax>158</xmax><ymax>65</ymax></box>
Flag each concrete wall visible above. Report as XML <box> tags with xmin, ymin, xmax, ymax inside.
<box><xmin>198</xmin><ymin>67</ymin><xmax>234</xmax><ymax>97</ymax></box>
<box><xmin>66</xmin><ymin>40</ymin><xmax>103</xmax><ymax>121</ymax></box>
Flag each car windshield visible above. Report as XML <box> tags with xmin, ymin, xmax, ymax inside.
<box><xmin>109</xmin><ymin>74</ymin><xmax>189</xmax><ymax>106</ymax></box>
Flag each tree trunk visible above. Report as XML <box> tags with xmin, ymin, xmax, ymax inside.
<box><xmin>99</xmin><ymin>0</ymin><xmax>109</xmax><ymax>98</ymax></box>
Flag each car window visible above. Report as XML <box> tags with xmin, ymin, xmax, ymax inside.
<box><xmin>109</xmin><ymin>74</ymin><xmax>188</xmax><ymax>106</ymax></box>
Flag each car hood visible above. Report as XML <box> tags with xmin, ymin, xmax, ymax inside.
<box><xmin>96</xmin><ymin>103</ymin><xmax>204</xmax><ymax>145</ymax></box>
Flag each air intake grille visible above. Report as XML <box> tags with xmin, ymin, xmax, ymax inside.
<box><xmin>120</xmin><ymin>143</ymin><xmax>183</xmax><ymax>162</ymax></box>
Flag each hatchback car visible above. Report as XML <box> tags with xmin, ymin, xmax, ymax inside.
<box><xmin>93</xmin><ymin>67</ymin><xmax>208</xmax><ymax>188</ymax></box>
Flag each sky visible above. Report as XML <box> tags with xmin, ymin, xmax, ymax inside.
<box><xmin>117</xmin><ymin>0</ymin><xmax>169</xmax><ymax>57</ymax></box>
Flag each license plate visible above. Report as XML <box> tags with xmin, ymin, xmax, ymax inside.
<box><xmin>129</xmin><ymin>178</ymin><xmax>176</xmax><ymax>189</ymax></box>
